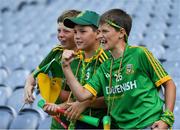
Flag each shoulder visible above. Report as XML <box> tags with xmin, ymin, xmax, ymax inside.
<box><xmin>52</xmin><ymin>44</ymin><xmax>64</xmax><ymax>52</ymax></box>
<box><xmin>97</xmin><ymin>48</ymin><xmax>110</xmax><ymax>63</ymax></box>
<box><xmin>128</xmin><ymin>45</ymin><xmax>150</xmax><ymax>56</ymax></box>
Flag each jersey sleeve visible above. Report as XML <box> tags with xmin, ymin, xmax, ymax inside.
<box><xmin>33</xmin><ymin>45</ymin><xmax>64</xmax><ymax>77</ymax></box>
<box><xmin>84</xmin><ymin>66</ymin><xmax>104</xmax><ymax>97</ymax></box>
<box><xmin>139</xmin><ymin>47</ymin><xmax>171</xmax><ymax>87</ymax></box>
<box><xmin>38</xmin><ymin>45</ymin><xmax>63</xmax><ymax>69</ymax></box>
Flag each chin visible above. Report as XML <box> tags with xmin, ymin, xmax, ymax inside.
<box><xmin>76</xmin><ymin>45</ymin><xmax>83</xmax><ymax>50</ymax></box>
<box><xmin>102</xmin><ymin>45</ymin><xmax>109</xmax><ymax>50</ymax></box>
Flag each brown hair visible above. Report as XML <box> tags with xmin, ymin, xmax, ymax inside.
<box><xmin>57</xmin><ymin>10</ymin><xmax>81</xmax><ymax>23</ymax></box>
<box><xmin>100</xmin><ymin>9</ymin><xmax>132</xmax><ymax>36</ymax></box>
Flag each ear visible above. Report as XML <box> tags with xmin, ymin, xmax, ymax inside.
<box><xmin>119</xmin><ymin>28</ymin><xmax>126</xmax><ymax>39</ymax></box>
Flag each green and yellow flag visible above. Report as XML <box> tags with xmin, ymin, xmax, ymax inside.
<box><xmin>33</xmin><ymin>59</ymin><xmax>62</xmax><ymax>103</ymax></box>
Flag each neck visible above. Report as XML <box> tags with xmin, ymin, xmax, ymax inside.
<box><xmin>111</xmin><ymin>41</ymin><xmax>126</xmax><ymax>59</ymax></box>
<box><xmin>84</xmin><ymin>42</ymin><xmax>99</xmax><ymax>59</ymax></box>
<box><xmin>73</xmin><ymin>47</ymin><xmax>78</xmax><ymax>51</ymax></box>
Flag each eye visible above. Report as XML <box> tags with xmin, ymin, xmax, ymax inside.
<box><xmin>102</xmin><ymin>29</ymin><xmax>109</xmax><ymax>33</ymax></box>
<box><xmin>64</xmin><ymin>29</ymin><xmax>71</xmax><ymax>33</ymax></box>
<box><xmin>57</xmin><ymin>29</ymin><xmax>61</xmax><ymax>33</ymax></box>
<box><xmin>80</xmin><ymin>30</ymin><xmax>86</xmax><ymax>33</ymax></box>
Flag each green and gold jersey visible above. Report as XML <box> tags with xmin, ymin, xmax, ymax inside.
<box><xmin>75</xmin><ymin>48</ymin><xmax>110</xmax><ymax>119</ymax></box>
<box><xmin>84</xmin><ymin>44</ymin><xmax>171</xmax><ymax>129</ymax></box>
<box><xmin>37</xmin><ymin>45</ymin><xmax>63</xmax><ymax>78</ymax></box>
<box><xmin>33</xmin><ymin>44</ymin><xmax>80</xmax><ymax>129</ymax></box>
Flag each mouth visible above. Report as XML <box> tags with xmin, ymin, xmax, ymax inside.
<box><xmin>76</xmin><ymin>41</ymin><xmax>83</xmax><ymax>46</ymax></box>
<box><xmin>100</xmin><ymin>38</ymin><xmax>107</xmax><ymax>46</ymax></box>
<box><xmin>60</xmin><ymin>40</ymin><xmax>66</xmax><ymax>45</ymax></box>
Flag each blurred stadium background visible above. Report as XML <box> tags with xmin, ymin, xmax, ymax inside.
<box><xmin>0</xmin><ymin>0</ymin><xmax>180</xmax><ymax>129</ymax></box>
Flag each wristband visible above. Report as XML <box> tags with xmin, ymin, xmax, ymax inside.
<box><xmin>160</xmin><ymin>109</ymin><xmax>174</xmax><ymax>127</ymax></box>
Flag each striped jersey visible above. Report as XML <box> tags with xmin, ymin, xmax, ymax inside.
<box><xmin>74</xmin><ymin>48</ymin><xmax>110</xmax><ymax>119</ymax></box>
<box><xmin>84</xmin><ymin>44</ymin><xmax>171</xmax><ymax>129</ymax></box>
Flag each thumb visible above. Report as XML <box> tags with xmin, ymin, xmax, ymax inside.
<box><xmin>66</xmin><ymin>102</ymin><xmax>73</xmax><ymax>106</ymax></box>
<box><xmin>151</xmin><ymin>121</ymin><xmax>159</xmax><ymax>129</ymax></box>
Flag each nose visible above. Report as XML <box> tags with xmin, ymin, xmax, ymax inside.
<box><xmin>74</xmin><ymin>32</ymin><xmax>80</xmax><ymax>40</ymax></box>
<box><xmin>58</xmin><ymin>31</ymin><xmax>64</xmax><ymax>40</ymax></box>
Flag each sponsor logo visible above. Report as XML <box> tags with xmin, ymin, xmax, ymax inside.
<box><xmin>106</xmin><ymin>80</ymin><xmax>137</xmax><ymax>95</ymax></box>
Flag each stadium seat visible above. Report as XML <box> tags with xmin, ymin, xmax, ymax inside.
<box><xmin>6</xmin><ymin>87</ymin><xmax>31</xmax><ymax>112</ymax></box>
<box><xmin>9</xmin><ymin>108</ymin><xmax>41</xmax><ymax>129</ymax></box>
<box><xmin>4</xmin><ymin>69</ymin><xmax>30</xmax><ymax>90</ymax></box>
<box><xmin>0</xmin><ymin>85</ymin><xmax>12</xmax><ymax>105</ymax></box>
<box><xmin>4</xmin><ymin>54</ymin><xmax>26</xmax><ymax>71</ymax></box>
<box><xmin>0</xmin><ymin>67</ymin><xmax>9</xmax><ymax>84</ymax></box>
<box><xmin>0</xmin><ymin>105</ymin><xmax>16</xmax><ymax>129</ymax></box>
<box><xmin>23</xmin><ymin>55</ymin><xmax>43</xmax><ymax>71</ymax></box>
<box><xmin>38</xmin><ymin>116</ymin><xmax>51</xmax><ymax>129</ymax></box>
<box><xmin>173</xmin><ymin>101</ymin><xmax>180</xmax><ymax>129</ymax></box>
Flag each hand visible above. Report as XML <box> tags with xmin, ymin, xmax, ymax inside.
<box><xmin>43</xmin><ymin>102</ymin><xmax>70</xmax><ymax>116</ymax></box>
<box><xmin>64</xmin><ymin>101</ymin><xmax>88</xmax><ymax>121</ymax></box>
<box><xmin>151</xmin><ymin>120</ymin><xmax>169</xmax><ymax>130</ymax></box>
<box><xmin>61</xmin><ymin>50</ymin><xmax>75</xmax><ymax>68</ymax></box>
<box><xmin>24</xmin><ymin>75</ymin><xmax>36</xmax><ymax>103</ymax></box>
<box><xmin>43</xmin><ymin>103</ymin><xmax>60</xmax><ymax>116</ymax></box>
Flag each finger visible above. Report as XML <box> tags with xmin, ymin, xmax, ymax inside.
<box><xmin>64</xmin><ymin>107</ymin><xmax>72</xmax><ymax>119</ymax></box>
<box><xmin>52</xmin><ymin>105</ymin><xmax>57</xmax><ymax>112</ymax></box>
<box><xmin>50</xmin><ymin>105</ymin><xmax>54</xmax><ymax>112</ymax></box>
<box><xmin>152</xmin><ymin>128</ymin><xmax>159</xmax><ymax>130</ymax></box>
<box><xmin>64</xmin><ymin>109</ymin><xmax>69</xmax><ymax>117</ymax></box>
<box><xmin>66</xmin><ymin>102</ymin><xmax>73</xmax><ymax>106</ymax></box>
<box><xmin>151</xmin><ymin>121</ymin><xmax>159</xmax><ymax>129</ymax></box>
<box><xmin>27</xmin><ymin>91</ymin><xmax>34</xmax><ymax>102</ymax></box>
<box><xmin>70</xmin><ymin>110</ymin><xmax>78</xmax><ymax>120</ymax></box>
<box><xmin>43</xmin><ymin>105</ymin><xmax>48</xmax><ymax>111</ymax></box>
<box><xmin>67</xmin><ymin>110</ymin><xmax>73</xmax><ymax>121</ymax></box>
<box><xmin>75</xmin><ymin>112</ymin><xmax>80</xmax><ymax>120</ymax></box>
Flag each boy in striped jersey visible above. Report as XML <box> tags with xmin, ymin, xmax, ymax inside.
<box><xmin>24</xmin><ymin>10</ymin><xmax>81</xmax><ymax>129</ymax></box>
<box><xmin>61</xmin><ymin>9</ymin><xmax>176</xmax><ymax>129</ymax></box>
<box><xmin>45</xmin><ymin>10</ymin><xmax>110</xmax><ymax>129</ymax></box>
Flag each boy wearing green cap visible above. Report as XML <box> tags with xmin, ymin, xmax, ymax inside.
<box><xmin>61</xmin><ymin>9</ymin><xmax>176</xmax><ymax>129</ymax></box>
<box><xmin>45</xmin><ymin>10</ymin><xmax>110</xmax><ymax>129</ymax></box>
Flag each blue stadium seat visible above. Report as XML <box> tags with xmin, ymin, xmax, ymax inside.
<box><xmin>0</xmin><ymin>67</ymin><xmax>9</xmax><ymax>84</ymax></box>
<box><xmin>9</xmin><ymin>108</ymin><xmax>42</xmax><ymax>129</ymax></box>
<box><xmin>0</xmin><ymin>105</ymin><xmax>16</xmax><ymax>129</ymax></box>
<box><xmin>38</xmin><ymin>116</ymin><xmax>51</xmax><ymax>129</ymax></box>
<box><xmin>23</xmin><ymin>55</ymin><xmax>43</xmax><ymax>71</ymax></box>
<box><xmin>4</xmin><ymin>69</ymin><xmax>30</xmax><ymax>90</ymax></box>
<box><xmin>173</xmin><ymin>101</ymin><xmax>180</xmax><ymax>129</ymax></box>
<box><xmin>162</xmin><ymin>61</ymin><xmax>180</xmax><ymax>78</ymax></box>
<box><xmin>4</xmin><ymin>54</ymin><xmax>26</xmax><ymax>71</ymax></box>
<box><xmin>0</xmin><ymin>85</ymin><xmax>12</xmax><ymax>105</ymax></box>
<box><xmin>6</xmin><ymin>88</ymin><xmax>31</xmax><ymax>112</ymax></box>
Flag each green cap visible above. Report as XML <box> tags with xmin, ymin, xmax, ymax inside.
<box><xmin>63</xmin><ymin>10</ymin><xmax>100</xmax><ymax>28</ymax></box>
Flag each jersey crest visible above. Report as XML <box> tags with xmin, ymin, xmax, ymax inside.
<box><xmin>126</xmin><ymin>64</ymin><xmax>134</xmax><ymax>75</ymax></box>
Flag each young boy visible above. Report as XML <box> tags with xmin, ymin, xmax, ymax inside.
<box><xmin>46</xmin><ymin>10</ymin><xmax>110</xmax><ymax>129</ymax></box>
<box><xmin>61</xmin><ymin>9</ymin><xmax>176</xmax><ymax>129</ymax></box>
<box><xmin>24</xmin><ymin>10</ymin><xmax>81</xmax><ymax>129</ymax></box>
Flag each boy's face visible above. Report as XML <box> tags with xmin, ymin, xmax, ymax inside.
<box><xmin>57</xmin><ymin>22</ymin><xmax>76</xmax><ymax>50</ymax></box>
<box><xmin>74</xmin><ymin>25</ymin><xmax>98</xmax><ymax>51</ymax></box>
<box><xmin>98</xmin><ymin>23</ymin><xmax>120</xmax><ymax>50</ymax></box>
